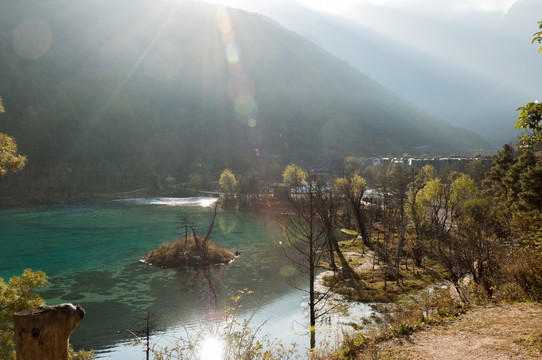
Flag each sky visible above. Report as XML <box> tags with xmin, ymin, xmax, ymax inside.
<box><xmin>298</xmin><ymin>0</ymin><xmax>519</xmax><ymax>15</ymax></box>
<box><xmin>213</xmin><ymin>0</ymin><xmax>520</xmax><ymax>16</ymax></box>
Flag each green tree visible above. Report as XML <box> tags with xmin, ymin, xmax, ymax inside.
<box><xmin>505</xmin><ymin>150</ymin><xmax>538</xmax><ymax>206</ymax></box>
<box><xmin>0</xmin><ymin>97</ymin><xmax>27</xmax><ymax>175</ymax></box>
<box><xmin>218</xmin><ymin>169</ymin><xmax>237</xmax><ymax>197</ymax></box>
<box><xmin>444</xmin><ymin>196</ymin><xmax>498</xmax><ymax>299</ymax></box>
<box><xmin>0</xmin><ymin>134</ymin><xmax>26</xmax><ymax>176</ymax></box>
<box><xmin>407</xmin><ymin>165</ymin><xmax>436</xmax><ymax>267</ymax></box>
<box><xmin>450</xmin><ymin>173</ymin><xmax>477</xmax><ymax>218</ymax></box>
<box><xmin>0</xmin><ymin>269</ymin><xmax>48</xmax><ymax>359</ymax></box>
<box><xmin>418</xmin><ymin>177</ymin><xmax>451</xmax><ymax>242</ymax></box>
<box><xmin>334</xmin><ymin>174</ymin><xmax>369</xmax><ymax>244</ymax></box>
<box><xmin>0</xmin><ymin>272</ymin><xmax>93</xmax><ymax>359</ymax></box>
<box><xmin>282</xmin><ymin>164</ymin><xmax>307</xmax><ymax>193</ymax></box>
<box><xmin>516</xmin><ymin>21</ymin><xmax>542</xmax><ymax>149</ymax></box>
<box><xmin>532</xmin><ymin>20</ymin><xmax>542</xmax><ymax>53</ymax></box>
<box><xmin>219</xmin><ymin>169</ymin><xmax>238</xmax><ymax>209</ymax></box>
<box><xmin>485</xmin><ymin>144</ymin><xmax>515</xmax><ymax>202</ymax></box>
<box><xmin>514</xmin><ymin>151</ymin><xmax>542</xmax><ymax>212</ymax></box>
<box><xmin>516</xmin><ymin>101</ymin><xmax>542</xmax><ymax>149</ymax></box>
<box><xmin>519</xmin><ymin>163</ymin><xmax>542</xmax><ymax>212</ymax></box>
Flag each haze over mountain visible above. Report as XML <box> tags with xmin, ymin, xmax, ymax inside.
<box><xmin>218</xmin><ymin>0</ymin><xmax>542</xmax><ymax>147</ymax></box>
<box><xmin>0</xmin><ymin>0</ymin><xmax>489</xmax><ymax>196</ymax></box>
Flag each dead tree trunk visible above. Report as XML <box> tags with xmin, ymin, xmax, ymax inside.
<box><xmin>14</xmin><ymin>303</ymin><xmax>85</xmax><ymax>360</ymax></box>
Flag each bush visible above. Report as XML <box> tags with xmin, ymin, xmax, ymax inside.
<box><xmin>0</xmin><ymin>270</ymin><xmax>93</xmax><ymax>360</ymax></box>
<box><xmin>145</xmin><ymin>236</ymin><xmax>235</xmax><ymax>268</ymax></box>
<box><xmin>507</xmin><ymin>247</ymin><xmax>542</xmax><ymax>302</ymax></box>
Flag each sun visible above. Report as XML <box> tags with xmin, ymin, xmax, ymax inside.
<box><xmin>199</xmin><ymin>336</ymin><xmax>224</xmax><ymax>360</ymax></box>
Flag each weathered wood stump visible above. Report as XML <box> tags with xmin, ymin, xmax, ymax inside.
<box><xmin>14</xmin><ymin>303</ymin><xmax>85</xmax><ymax>360</ymax></box>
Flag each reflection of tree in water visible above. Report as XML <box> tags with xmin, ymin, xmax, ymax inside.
<box><xmin>219</xmin><ymin>214</ymin><xmax>238</xmax><ymax>234</ymax></box>
<box><xmin>124</xmin><ymin>266</ymin><xmax>226</xmax><ymax>359</ymax></box>
<box><xmin>178</xmin><ymin>205</ymin><xmax>226</xmax><ymax>316</ymax></box>
<box><xmin>121</xmin><ymin>309</ymin><xmax>161</xmax><ymax>360</ymax></box>
<box><xmin>191</xmin><ymin>267</ymin><xmax>222</xmax><ymax>317</ymax></box>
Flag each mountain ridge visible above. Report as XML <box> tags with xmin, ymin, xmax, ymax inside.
<box><xmin>248</xmin><ymin>0</ymin><xmax>542</xmax><ymax>146</ymax></box>
<box><xmin>0</xmin><ymin>0</ymin><xmax>490</xmax><ymax>195</ymax></box>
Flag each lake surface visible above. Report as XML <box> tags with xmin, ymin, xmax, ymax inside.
<box><xmin>0</xmin><ymin>198</ymin><xmax>375</xmax><ymax>359</ymax></box>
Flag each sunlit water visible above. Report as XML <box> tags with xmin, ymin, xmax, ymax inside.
<box><xmin>0</xmin><ymin>198</ymin><xmax>376</xmax><ymax>359</ymax></box>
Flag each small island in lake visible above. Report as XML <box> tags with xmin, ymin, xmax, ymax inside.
<box><xmin>144</xmin><ymin>202</ymin><xmax>238</xmax><ymax>268</ymax></box>
<box><xmin>144</xmin><ymin>236</ymin><xmax>236</xmax><ymax>268</ymax></box>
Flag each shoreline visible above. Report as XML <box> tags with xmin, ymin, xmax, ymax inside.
<box><xmin>0</xmin><ymin>187</ymin><xmax>221</xmax><ymax>208</ymax></box>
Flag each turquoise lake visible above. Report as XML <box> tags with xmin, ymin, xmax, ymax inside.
<box><xmin>0</xmin><ymin>198</ymin><xmax>312</xmax><ymax>358</ymax></box>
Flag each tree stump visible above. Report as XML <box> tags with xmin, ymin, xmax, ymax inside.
<box><xmin>14</xmin><ymin>303</ymin><xmax>85</xmax><ymax>360</ymax></box>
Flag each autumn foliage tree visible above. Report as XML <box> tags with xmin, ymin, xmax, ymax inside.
<box><xmin>334</xmin><ymin>174</ymin><xmax>370</xmax><ymax>245</ymax></box>
<box><xmin>0</xmin><ymin>270</ymin><xmax>47</xmax><ymax>360</ymax></box>
<box><xmin>282</xmin><ymin>164</ymin><xmax>307</xmax><ymax>193</ymax></box>
<box><xmin>219</xmin><ymin>169</ymin><xmax>237</xmax><ymax>196</ymax></box>
<box><xmin>0</xmin><ymin>97</ymin><xmax>26</xmax><ymax>176</ymax></box>
<box><xmin>219</xmin><ymin>169</ymin><xmax>238</xmax><ymax>209</ymax></box>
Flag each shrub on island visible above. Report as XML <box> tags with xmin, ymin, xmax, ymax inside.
<box><xmin>145</xmin><ymin>236</ymin><xmax>235</xmax><ymax>268</ymax></box>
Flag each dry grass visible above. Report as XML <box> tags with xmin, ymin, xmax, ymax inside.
<box><xmin>145</xmin><ymin>236</ymin><xmax>235</xmax><ymax>268</ymax></box>
<box><xmin>322</xmin><ymin>243</ymin><xmax>442</xmax><ymax>303</ymax></box>
<box><xmin>310</xmin><ymin>288</ymin><xmax>468</xmax><ymax>360</ymax></box>
<box><xmin>515</xmin><ymin>331</ymin><xmax>542</xmax><ymax>356</ymax></box>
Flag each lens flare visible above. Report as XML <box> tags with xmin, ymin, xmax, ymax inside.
<box><xmin>216</xmin><ymin>7</ymin><xmax>231</xmax><ymax>34</ymax></box>
<box><xmin>234</xmin><ymin>95</ymin><xmax>256</xmax><ymax>116</ymax></box>
<box><xmin>215</xmin><ymin>6</ymin><xmax>261</xmax><ymax>135</ymax></box>
<box><xmin>227</xmin><ymin>74</ymin><xmax>255</xmax><ymax>100</ymax></box>
<box><xmin>225</xmin><ymin>44</ymin><xmax>240</xmax><ymax>63</ymax></box>
<box><xmin>229</xmin><ymin>61</ymin><xmax>244</xmax><ymax>75</ymax></box>
<box><xmin>221</xmin><ymin>31</ymin><xmax>235</xmax><ymax>46</ymax></box>
<box><xmin>12</xmin><ymin>19</ymin><xmax>52</xmax><ymax>60</ymax></box>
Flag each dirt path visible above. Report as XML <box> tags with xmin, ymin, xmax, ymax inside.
<box><xmin>381</xmin><ymin>303</ymin><xmax>542</xmax><ymax>360</ymax></box>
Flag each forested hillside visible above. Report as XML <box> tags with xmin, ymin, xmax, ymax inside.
<box><xmin>0</xmin><ymin>0</ymin><xmax>490</xmax><ymax>197</ymax></box>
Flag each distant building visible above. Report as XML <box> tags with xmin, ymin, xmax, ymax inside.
<box><xmin>348</xmin><ymin>156</ymin><xmax>491</xmax><ymax>171</ymax></box>
<box><xmin>271</xmin><ymin>183</ymin><xmax>290</xmax><ymax>199</ymax></box>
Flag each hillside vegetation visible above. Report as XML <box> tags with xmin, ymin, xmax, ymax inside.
<box><xmin>0</xmin><ymin>0</ymin><xmax>489</xmax><ymax>199</ymax></box>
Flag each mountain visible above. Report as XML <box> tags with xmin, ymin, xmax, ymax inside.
<box><xmin>0</xmin><ymin>0</ymin><xmax>490</xmax><ymax>196</ymax></box>
<box><xmin>243</xmin><ymin>0</ymin><xmax>542</xmax><ymax>147</ymax></box>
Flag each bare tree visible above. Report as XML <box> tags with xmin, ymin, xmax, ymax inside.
<box><xmin>190</xmin><ymin>203</ymin><xmax>218</xmax><ymax>256</ymax></box>
<box><xmin>277</xmin><ymin>181</ymin><xmax>335</xmax><ymax>349</ymax></box>
<box><xmin>121</xmin><ymin>309</ymin><xmax>161</xmax><ymax>360</ymax></box>
<box><xmin>387</xmin><ymin>164</ymin><xmax>409</xmax><ymax>280</ymax></box>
